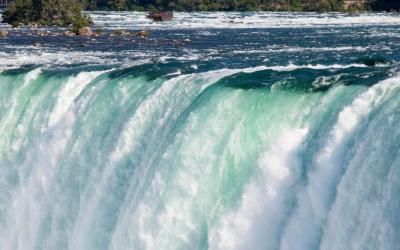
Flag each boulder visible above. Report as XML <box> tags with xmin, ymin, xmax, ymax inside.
<box><xmin>38</xmin><ymin>31</ymin><xmax>49</xmax><ymax>37</ymax></box>
<box><xmin>64</xmin><ymin>31</ymin><xmax>76</xmax><ymax>36</ymax></box>
<box><xmin>114</xmin><ymin>29</ymin><xmax>130</xmax><ymax>36</ymax></box>
<box><xmin>94</xmin><ymin>29</ymin><xmax>102</xmax><ymax>37</ymax></box>
<box><xmin>0</xmin><ymin>30</ymin><xmax>9</xmax><ymax>38</ymax></box>
<box><xmin>137</xmin><ymin>30</ymin><xmax>150</xmax><ymax>37</ymax></box>
<box><xmin>78</xmin><ymin>27</ymin><xmax>93</xmax><ymax>36</ymax></box>
<box><xmin>121</xmin><ymin>31</ymin><xmax>130</xmax><ymax>36</ymax></box>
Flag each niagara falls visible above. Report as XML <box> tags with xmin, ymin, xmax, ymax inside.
<box><xmin>1</xmin><ymin>3</ymin><xmax>400</xmax><ymax>250</ymax></box>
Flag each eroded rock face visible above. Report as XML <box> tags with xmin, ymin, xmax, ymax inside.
<box><xmin>0</xmin><ymin>30</ymin><xmax>9</xmax><ymax>38</ymax></box>
<box><xmin>79</xmin><ymin>27</ymin><xmax>94</xmax><ymax>36</ymax></box>
<box><xmin>38</xmin><ymin>31</ymin><xmax>49</xmax><ymax>36</ymax></box>
<box><xmin>64</xmin><ymin>31</ymin><xmax>76</xmax><ymax>36</ymax></box>
<box><xmin>114</xmin><ymin>29</ymin><xmax>130</xmax><ymax>36</ymax></box>
<box><xmin>137</xmin><ymin>30</ymin><xmax>150</xmax><ymax>37</ymax></box>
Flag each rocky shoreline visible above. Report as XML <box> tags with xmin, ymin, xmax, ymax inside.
<box><xmin>0</xmin><ymin>26</ymin><xmax>150</xmax><ymax>38</ymax></box>
<box><xmin>0</xmin><ymin>25</ymin><xmax>192</xmax><ymax>49</ymax></box>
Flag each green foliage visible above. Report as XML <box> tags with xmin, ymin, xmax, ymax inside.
<box><xmin>147</xmin><ymin>4</ymin><xmax>158</xmax><ymax>11</ymax></box>
<box><xmin>108</xmin><ymin>0</ymin><xmax>128</xmax><ymax>10</ymax></box>
<box><xmin>2</xmin><ymin>0</ymin><xmax>91</xmax><ymax>27</ymax></box>
<box><xmin>2</xmin><ymin>0</ymin><xmax>36</xmax><ymax>25</ymax></box>
<box><xmin>83</xmin><ymin>0</ymin><xmax>396</xmax><ymax>12</ymax></box>
<box><xmin>71</xmin><ymin>15</ymin><xmax>91</xmax><ymax>33</ymax></box>
<box><xmin>129</xmin><ymin>5</ymin><xmax>145</xmax><ymax>11</ymax></box>
<box><xmin>290</xmin><ymin>0</ymin><xmax>303</xmax><ymax>11</ymax></box>
<box><xmin>82</xmin><ymin>0</ymin><xmax>379</xmax><ymax>12</ymax></box>
<box><xmin>235</xmin><ymin>0</ymin><xmax>260</xmax><ymax>11</ymax></box>
<box><xmin>11</xmin><ymin>21</ymin><xmax>21</xmax><ymax>28</ymax></box>
<box><xmin>367</xmin><ymin>0</ymin><xmax>400</xmax><ymax>11</ymax></box>
<box><xmin>2</xmin><ymin>0</ymin><xmax>397</xmax><ymax>22</ymax></box>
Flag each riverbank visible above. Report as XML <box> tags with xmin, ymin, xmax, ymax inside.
<box><xmin>83</xmin><ymin>0</ymin><xmax>400</xmax><ymax>12</ymax></box>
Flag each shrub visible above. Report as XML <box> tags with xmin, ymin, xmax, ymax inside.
<box><xmin>2</xmin><ymin>0</ymin><xmax>91</xmax><ymax>27</ymax></box>
<box><xmin>11</xmin><ymin>21</ymin><xmax>21</xmax><ymax>28</ymax></box>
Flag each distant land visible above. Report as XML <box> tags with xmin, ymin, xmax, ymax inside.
<box><xmin>1</xmin><ymin>0</ymin><xmax>400</xmax><ymax>13</ymax></box>
<box><xmin>85</xmin><ymin>0</ymin><xmax>399</xmax><ymax>12</ymax></box>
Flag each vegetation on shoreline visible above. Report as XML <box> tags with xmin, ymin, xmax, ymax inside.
<box><xmin>86</xmin><ymin>0</ymin><xmax>398</xmax><ymax>12</ymax></box>
<box><xmin>2</xmin><ymin>0</ymin><xmax>91</xmax><ymax>27</ymax></box>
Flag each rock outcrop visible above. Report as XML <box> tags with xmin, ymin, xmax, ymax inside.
<box><xmin>78</xmin><ymin>27</ymin><xmax>94</xmax><ymax>36</ymax></box>
<box><xmin>0</xmin><ymin>30</ymin><xmax>9</xmax><ymax>38</ymax></box>
<box><xmin>64</xmin><ymin>31</ymin><xmax>76</xmax><ymax>36</ymax></box>
<box><xmin>137</xmin><ymin>30</ymin><xmax>150</xmax><ymax>37</ymax></box>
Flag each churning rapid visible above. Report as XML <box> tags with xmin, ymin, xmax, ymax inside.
<box><xmin>1</xmin><ymin>11</ymin><xmax>400</xmax><ymax>250</ymax></box>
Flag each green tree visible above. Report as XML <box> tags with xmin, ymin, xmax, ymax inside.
<box><xmin>290</xmin><ymin>0</ymin><xmax>303</xmax><ymax>11</ymax></box>
<box><xmin>2</xmin><ymin>0</ymin><xmax>90</xmax><ymax>26</ymax></box>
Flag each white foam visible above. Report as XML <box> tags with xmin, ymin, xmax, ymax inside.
<box><xmin>233</xmin><ymin>46</ymin><xmax>375</xmax><ymax>54</ymax></box>
<box><xmin>48</xmin><ymin>70</ymin><xmax>106</xmax><ymax>127</ymax></box>
<box><xmin>70</xmin><ymin>68</ymin><xmax>241</xmax><ymax>249</ymax></box>
<box><xmin>320</xmin><ymin>104</ymin><xmax>400</xmax><ymax>250</ymax></box>
<box><xmin>0</xmin><ymin>77</ymin><xmax>82</xmax><ymax>250</ymax></box>
<box><xmin>312</xmin><ymin>74</ymin><xmax>344</xmax><ymax>87</ymax></box>
<box><xmin>0</xmin><ymin>68</ymin><xmax>43</xmax><ymax>154</ymax></box>
<box><xmin>265</xmin><ymin>63</ymin><xmax>368</xmax><ymax>71</ymax></box>
<box><xmin>88</xmin><ymin>11</ymin><xmax>400</xmax><ymax>30</ymax></box>
<box><xmin>227</xmin><ymin>63</ymin><xmax>369</xmax><ymax>73</ymax></box>
<box><xmin>108</xmin><ymin>73</ymin><xmax>199</xmax><ymax>163</ymax></box>
<box><xmin>24</xmin><ymin>68</ymin><xmax>43</xmax><ymax>83</ymax></box>
<box><xmin>166</xmin><ymin>69</ymin><xmax>182</xmax><ymax>76</ymax></box>
<box><xmin>281</xmin><ymin>76</ymin><xmax>400</xmax><ymax>250</ymax></box>
<box><xmin>0</xmin><ymin>49</ymin><xmax>153</xmax><ymax>70</ymax></box>
<box><xmin>209</xmin><ymin>128</ymin><xmax>308</xmax><ymax>250</ymax></box>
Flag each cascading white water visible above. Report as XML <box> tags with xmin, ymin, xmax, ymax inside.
<box><xmin>1</xmin><ymin>64</ymin><xmax>399</xmax><ymax>250</ymax></box>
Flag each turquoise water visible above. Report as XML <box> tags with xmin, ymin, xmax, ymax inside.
<box><xmin>1</xmin><ymin>12</ymin><xmax>400</xmax><ymax>250</ymax></box>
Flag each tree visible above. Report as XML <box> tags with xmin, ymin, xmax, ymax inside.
<box><xmin>290</xmin><ymin>0</ymin><xmax>303</xmax><ymax>11</ymax></box>
<box><xmin>368</xmin><ymin>0</ymin><xmax>400</xmax><ymax>10</ymax></box>
<box><xmin>2</xmin><ymin>0</ymin><xmax>91</xmax><ymax>26</ymax></box>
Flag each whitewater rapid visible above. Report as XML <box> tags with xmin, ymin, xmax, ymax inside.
<box><xmin>89</xmin><ymin>11</ymin><xmax>400</xmax><ymax>30</ymax></box>
<box><xmin>1</xmin><ymin>11</ymin><xmax>400</xmax><ymax>250</ymax></box>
